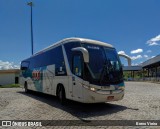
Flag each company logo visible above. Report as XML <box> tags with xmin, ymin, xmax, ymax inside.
<box><xmin>1</xmin><ymin>121</ymin><xmax>42</xmax><ymax>127</ymax></box>
<box><xmin>32</xmin><ymin>70</ymin><xmax>41</xmax><ymax>80</ymax></box>
<box><xmin>2</xmin><ymin>121</ymin><xmax>11</xmax><ymax>126</ymax></box>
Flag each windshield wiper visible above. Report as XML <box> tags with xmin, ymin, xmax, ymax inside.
<box><xmin>86</xmin><ymin>63</ymin><xmax>96</xmax><ymax>79</ymax></box>
<box><xmin>99</xmin><ymin>59</ymin><xmax>110</xmax><ymax>85</ymax></box>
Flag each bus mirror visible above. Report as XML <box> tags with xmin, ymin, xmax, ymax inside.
<box><xmin>71</xmin><ymin>47</ymin><xmax>89</xmax><ymax>63</ymax></box>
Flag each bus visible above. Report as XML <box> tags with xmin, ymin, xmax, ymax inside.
<box><xmin>20</xmin><ymin>38</ymin><xmax>124</xmax><ymax>103</ymax></box>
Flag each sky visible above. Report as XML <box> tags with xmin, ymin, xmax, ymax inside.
<box><xmin>0</xmin><ymin>0</ymin><xmax>160</xmax><ymax>69</ymax></box>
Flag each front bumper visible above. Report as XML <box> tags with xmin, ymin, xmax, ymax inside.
<box><xmin>82</xmin><ymin>87</ymin><xmax>124</xmax><ymax>103</ymax></box>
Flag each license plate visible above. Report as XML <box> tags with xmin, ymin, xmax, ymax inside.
<box><xmin>107</xmin><ymin>96</ymin><xmax>114</xmax><ymax>100</ymax></box>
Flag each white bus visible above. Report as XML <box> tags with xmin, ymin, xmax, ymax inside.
<box><xmin>20</xmin><ymin>38</ymin><xmax>124</xmax><ymax>103</ymax></box>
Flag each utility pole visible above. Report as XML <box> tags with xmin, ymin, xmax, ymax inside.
<box><xmin>27</xmin><ymin>2</ymin><xmax>34</xmax><ymax>55</ymax></box>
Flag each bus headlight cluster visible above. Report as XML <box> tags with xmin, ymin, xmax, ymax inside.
<box><xmin>90</xmin><ymin>87</ymin><xmax>96</xmax><ymax>91</ymax></box>
<box><xmin>118</xmin><ymin>87</ymin><xmax>125</xmax><ymax>91</ymax></box>
<box><xmin>83</xmin><ymin>85</ymin><xmax>97</xmax><ymax>92</ymax></box>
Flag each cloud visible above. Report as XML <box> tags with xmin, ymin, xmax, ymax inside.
<box><xmin>0</xmin><ymin>60</ymin><xmax>19</xmax><ymax>70</ymax></box>
<box><xmin>132</xmin><ymin>63</ymin><xmax>139</xmax><ymax>66</ymax></box>
<box><xmin>151</xmin><ymin>56</ymin><xmax>155</xmax><ymax>58</ymax></box>
<box><xmin>144</xmin><ymin>55</ymin><xmax>148</xmax><ymax>58</ymax></box>
<box><xmin>130</xmin><ymin>49</ymin><xmax>143</xmax><ymax>54</ymax></box>
<box><xmin>131</xmin><ymin>55</ymin><xmax>142</xmax><ymax>60</ymax></box>
<box><xmin>147</xmin><ymin>34</ymin><xmax>160</xmax><ymax>46</ymax></box>
<box><xmin>148</xmin><ymin>42</ymin><xmax>159</xmax><ymax>46</ymax></box>
<box><xmin>147</xmin><ymin>50</ymin><xmax>152</xmax><ymax>53</ymax></box>
<box><xmin>132</xmin><ymin>61</ymin><xmax>144</xmax><ymax>66</ymax></box>
<box><xmin>118</xmin><ymin>51</ymin><xmax>126</xmax><ymax>55</ymax></box>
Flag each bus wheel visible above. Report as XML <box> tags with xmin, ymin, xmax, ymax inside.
<box><xmin>24</xmin><ymin>82</ymin><xmax>28</xmax><ymax>93</ymax></box>
<box><xmin>58</xmin><ymin>86</ymin><xmax>66</xmax><ymax>105</ymax></box>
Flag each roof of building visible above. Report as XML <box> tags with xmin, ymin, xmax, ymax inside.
<box><xmin>0</xmin><ymin>69</ymin><xmax>20</xmax><ymax>74</ymax></box>
<box><xmin>142</xmin><ymin>54</ymin><xmax>160</xmax><ymax>68</ymax></box>
<box><xmin>123</xmin><ymin>66</ymin><xmax>142</xmax><ymax>71</ymax></box>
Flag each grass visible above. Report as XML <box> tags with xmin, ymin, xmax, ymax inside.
<box><xmin>0</xmin><ymin>84</ymin><xmax>20</xmax><ymax>88</ymax></box>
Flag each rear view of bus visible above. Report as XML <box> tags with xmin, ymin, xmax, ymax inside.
<box><xmin>20</xmin><ymin>38</ymin><xmax>124</xmax><ymax>103</ymax></box>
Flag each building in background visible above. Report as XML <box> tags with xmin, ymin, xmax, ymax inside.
<box><xmin>142</xmin><ymin>54</ymin><xmax>160</xmax><ymax>81</ymax></box>
<box><xmin>0</xmin><ymin>69</ymin><xmax>20</xmax><ymax>86</ymax></box>
<box><xmin>122</xmin><ymin>54</ymin><xmax>160</xmax><ymax>81</ymax></box>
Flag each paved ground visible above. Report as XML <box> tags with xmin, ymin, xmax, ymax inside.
<box><xmin>0</xmin><ymin>82</ymin><xmax>160</xmax><ymax>129</ymax></box>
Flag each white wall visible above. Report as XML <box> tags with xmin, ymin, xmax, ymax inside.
<box><xmin>0</xmin><ymin>73</ymin><xmax>15</xmax><ymax>85</ymax></box>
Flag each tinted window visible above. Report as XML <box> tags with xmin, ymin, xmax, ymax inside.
<box><xmin>28</xmin><ymin>46</ymin><xmax>66</xmax><ymax>76</ymax></box>
<box><xmin>64</xmin><ymin>42</ymin><xmax>81</xmax><ymax>69</ymax></box>
<box><xmin>81</xmin><ymin>43</ymin><xmax>105</xmax><ymax>79</ymax></box>
<box><xmin>104</xmin><ymin>48</ymin><xmax>121</xmax><ymax>71</ymax></box>
<box><xmin>21</xmin><ymin>61</ymin><xmax>29</xmax><ymax>70</ymax></box>
<box><xmin>73</xmin><ymin>55</ymin><xmax>82</xmax><ymax>77</ymax></box>
<box><xmin>81</xmin><ymin>43</ymin><xmax>123</xmax><ymax>85</ymax></box>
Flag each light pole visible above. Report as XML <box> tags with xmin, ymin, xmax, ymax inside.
<box><xmin>27</xmin><ymin>2</ymin><xmax>34</xmax><ymax>55</ymax></box>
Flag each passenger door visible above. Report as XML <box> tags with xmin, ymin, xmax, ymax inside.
<box><xmin>72</xmin><ymin>54</ymin><xmax>83</xmax><ymax>101</ymax></box>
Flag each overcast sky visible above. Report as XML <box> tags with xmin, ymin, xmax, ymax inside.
<box><xmin>0</xmin><ymin>0</ymin><xmax>160</xmax><ymax>69</ymax></box>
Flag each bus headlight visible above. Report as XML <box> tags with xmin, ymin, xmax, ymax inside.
<box><xmin>90</xmin><ymin>87</ymin><xmax>96</xmax><ymax>91</ymax></box>
<box><xmin>118</xmin><ymin>87</ymin><xmax>125</xmax><ymax>91</ymax></box>
<box><xmin>83</xmin><ymin>84</ymin><xmax>97</xmax><ymax>92</ymax></box>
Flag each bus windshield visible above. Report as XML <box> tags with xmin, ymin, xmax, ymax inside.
<box><xmin>81</xmin><ymin>43</ymin><xmax>123</xmax><ymax>85</ymax></box>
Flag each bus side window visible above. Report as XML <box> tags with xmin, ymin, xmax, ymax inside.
<box><xmin>73</xmin><ymin>55</ymin><xmax>82</xmax><ymax>77</ymax></box>
<box><xmin>21</xmin><ymin>61</ymin><xmax>29</xmax><ymax>70</ymax></box>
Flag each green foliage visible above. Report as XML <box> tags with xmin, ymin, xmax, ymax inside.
<box><xmin>123</xmin><ymin>71</ymin><xmax>144</xmax><ymax>80</ymax></box>
<box><xmin>0</xmin><ymin>84</ymin><xmax>20</xmax><ymax>88</ymax></box>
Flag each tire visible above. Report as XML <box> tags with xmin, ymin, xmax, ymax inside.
<box><xmin>58</xmin><ymin>86</ymin><xmax>66</xmax><ymax>105</ymax></box>
<box><xmin>24</xmin><ymin>82</ymin><xmax>28</xmax><ymax>93</ymax></box>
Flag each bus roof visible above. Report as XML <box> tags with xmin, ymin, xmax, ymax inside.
<box><xmin>25</xmin><ymin>37</ymin><xmax>114</xmax><ymax>60</ymax></box>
